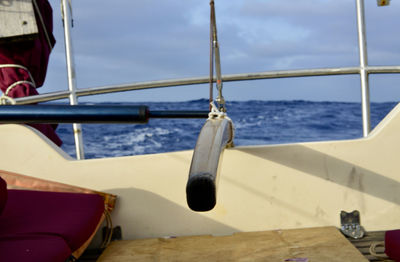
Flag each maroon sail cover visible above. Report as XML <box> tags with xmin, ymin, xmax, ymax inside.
<box><xmin>0</xmin><ymin>177</ymin><xmax>6</xmax><ymax>215</ymax></box>
<box><xmin>0</xmin><ymin>0</ymin><xmax>62</xmax><ymax>146</ymax></box>
<box><xmin>385</xmin><ymin>230</ymin><xmax>400</xmax><ymax>261</ymax></box>
<box><xmin>0</xmin><ymin>174</ymin><xmax>106</xmax><ymax>261</ymax></box>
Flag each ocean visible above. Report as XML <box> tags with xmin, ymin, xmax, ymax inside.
<box><xmin>57</xmin><ymin>100</ymin><xmax>397</xmax><ymax>159</ymax></box>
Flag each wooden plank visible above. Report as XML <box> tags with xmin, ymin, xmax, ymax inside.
<box><xmin>0</xmin><ymin>0</ymin><xmax>38</xmax><ymax>42</ymax></box>
<box><xmin>98</xmin><ymin>227</ymin><xmax>368</xmax><ymax>262</ymax></box>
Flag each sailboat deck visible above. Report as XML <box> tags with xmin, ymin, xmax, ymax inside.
<box><xmin>97</xmin><ymin>227</ymin><xmax>369</xmax><ymax>262</ymax></box>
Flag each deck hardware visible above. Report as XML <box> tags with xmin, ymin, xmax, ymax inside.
<box><xmin>340</xmin><ymin>210</ymin><xmax>365</xmax><ymax>239</ymax></box>
<box><xmin>209</xmin><ymin>0</ymin><xmax>225</xmax><ymax>112</ymax></box>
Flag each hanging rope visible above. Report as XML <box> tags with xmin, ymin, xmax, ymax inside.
<box><xmin>209</xmin><ymin>1</ymin><xmax>214</xmax><ymax>111</ymax></box>
<box><xmin>100</xmin><ymin>208</ymin><xmax>114</xmax><ymax>249</ymax></box>
<box><xmin>209</xmin><ymin>0</ymin><xmax>226</xmax><ymax>112</ymax></box>
<box><xmin>209</xmin><ymin>101</ymin><xmax>235</xmax><ymax>147</ymax></box>
<box><xmin>208</xmin><ymin>1</ymin><xmax>234</xmax><ymax>147</ymax></box>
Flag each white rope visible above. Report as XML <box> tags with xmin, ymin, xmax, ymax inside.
<box><xmin>369</xmin><ymin>241</ymin><xmax>388</xmax><ymax>259</ymax></box>
<box><xmin>0</xmin><ymin>64</ymin><xmax>36</xmax><ymax>87</ymax></box>
<box><xmin>0</xmin><ymin>65</ymin><xmax>36</xmax><ymax>105</ymax></box>
<box><xmin>208</xmin><ymin>101</ymin><xmax>226</xmax><ymax>119</ymax></box>
<box><xmin>0</xmin><ymin>96</ymin><xmax>16</xmax><ymax>105</ymax></box>
<box><xmin>209</xmin><ymin>102</ymin><xmax>235</xmax><ymax>146</ymax></box>
<box><xmin>4</xmin><ymin>81</ymin><xmax>35</xmax><ymax>94</ymax></box>
<box><xmin>100</xmin><ymin>208</ymin><xmax>113</xmax><ymax>248</ymax></box>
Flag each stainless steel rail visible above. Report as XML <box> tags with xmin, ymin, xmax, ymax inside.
<box><xmin>13</xmin><ymin>65</ymin><xmax>400</xmax><ymax>104</ymax></box>
<box><xmin>356</xmin><ymin>0</ymin><xmax>371</xmax><ymax>137</ymax></box>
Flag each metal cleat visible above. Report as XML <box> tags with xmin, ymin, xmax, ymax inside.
<box><xmin>340</xmin><ymin>210</ymin><xmax>365</xmax><ymax>239</ymax></box>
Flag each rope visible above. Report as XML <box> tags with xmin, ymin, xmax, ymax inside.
<box><xmin>209</xmin><ymin>102</ymin><xmax>235</xmax><ymax>146</ymax></box>
<box><xmin>0</xmin><ymin>64</ymin><xmax>36</xmax><ymax>87</ymax></box>
<box><xmin>0</xmin><ymin>95</ymin><xmax>16</xmax><ymax>105</ymax></box>
<box><xmin>369</xmin><ymin>241</ymin><xmax>388</xmax><ymax>259</ymax></box>
<box><xmin>209</xmin><ymin>0</ymin><xmax>226</xmax><ymax>112</ymax></box>
<box><xmin>209</xmin><ymin>2</ymin><xmax>214</xmax><ymax>111</ymax></box>
<box><xmin>0</xmin><ymin>80</ymin><xmax>34</xmax><ymax>105</ymax></box>
<box><xmin>0</xmin><ymin>65</ymin><xmax>36</xmax><ymax>105</ymax></box>
<box><xmin>208</xmin><ymin>101</ymin><xmax>226</xmax><ymax>119</ymax></box>
<box><xmin>100</xmin><ymin>208</ymin><xmax>113</xmax><ymax>249</ymax></box>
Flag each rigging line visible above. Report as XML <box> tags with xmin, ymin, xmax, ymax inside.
<box><xmin>209</xmin><ymin>0</ymin><xmax>214</xmax><ymax>111</ymax></box>
<box><xmin>210</xmin><ymin>0</ymin><xmax>226</xmax><ymax>112</ymax></box>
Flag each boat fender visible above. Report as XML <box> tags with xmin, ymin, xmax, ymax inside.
<box><xmin>186</xmin><ymin>116</ymin><xmax>233</xmax><ymax>212</ymax></box>
<box><xmin>186</xmin><ymin>172</ymin><xmax>216</xmax><ymax>212</ymax></box>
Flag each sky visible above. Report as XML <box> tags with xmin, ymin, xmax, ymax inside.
<box><xmin>42</xmin><ymin>0</ymin><xmax>400</xmax><ymax>103</ymax></box>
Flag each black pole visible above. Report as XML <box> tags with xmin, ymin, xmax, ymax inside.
<box><xmin>149</xmin><ymin>110</ymin><xmax>209</xmax><ymax>119</ymax></box>
<box><xmin>0</xmin><ymin>105</ymin><xmax>208</xmax><ymax>124</ymax></box>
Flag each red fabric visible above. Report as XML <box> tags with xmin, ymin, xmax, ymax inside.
<box><xmin>0</xmin><ymin>177</ymin><xmax>6</xmax><ymax>215</ymax></box>
<box><xmin>0</xmin><ymin>234</ymin><xmax>71</xmax><ymax>262</ymax></box>
<box><xmin>0</xmin><ymin>0</ymin><xmax>62</xmax><ymax>146</ymax></box>
<box><xmin>0</xmin><ymin>0</ymin><xmax>55</xmax><ymax>87</ymax></box>
<box><xmin>385</xmin><ymin>230</ymin><xmax>400</xmax><ymax>261</ymax></box>
<box><xmin>0</xmin><ymin>190</ymin><xmax>105</xmax><ymax>252</ymax></box>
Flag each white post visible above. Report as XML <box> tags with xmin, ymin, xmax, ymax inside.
<box><xmin>355</xmin><ymin>0</ymin><xmax>371</xmax><ymax>137</ymax></box>
<box><xmin>61</xmin><ymin>0</ymin><xmax>85</xmax><ymax>159</ymax></box>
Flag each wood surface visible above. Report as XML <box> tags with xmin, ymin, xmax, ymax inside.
<box><xmin>98</xmin><ymin>227</ymin><xmax>368</xmax><ymax>262</ymax></box>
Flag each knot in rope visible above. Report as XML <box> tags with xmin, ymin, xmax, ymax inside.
<box><xmin>0</xmin><ymin>95</ymin><xmax>16</xmax><ymax>105</ymax></box>
<box><xmin>208</xmin><ymin>101</ymin><xmax>226</xmax><ymax>119</ymax></box>
<box><xmin>209</xmin><ymin>102</ymin><xmax>235</xmax><ymax>147</ymax></box>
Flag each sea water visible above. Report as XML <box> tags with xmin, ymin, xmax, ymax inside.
<box><xmin>57</xmin><ymin>100</ymin><xmax>397</xmax><ymax>159</ymax></box>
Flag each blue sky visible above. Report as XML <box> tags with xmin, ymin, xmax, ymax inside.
<box><xmin>43</xmin><ymin>0</ymin><xmax>400</xmax><ymax>102</ymax></box>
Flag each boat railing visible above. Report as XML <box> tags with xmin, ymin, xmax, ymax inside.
<box><xmin>13</xmin><ymin>65</ymin><xmax>400</xmax><ymax>103</ymax></box>
<box><xmin>8</xmin><ymin>0</ymin><xmax>398</xmax><ymax>160</ymax></box>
